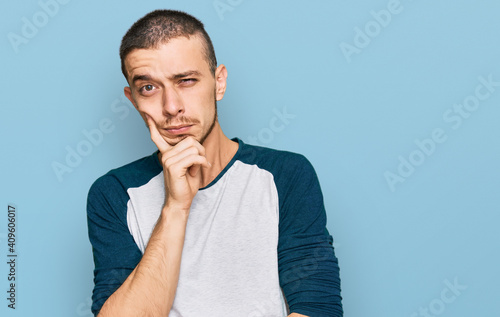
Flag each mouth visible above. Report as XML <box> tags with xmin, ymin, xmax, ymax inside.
<box><xmin>164</xmin><ymin>124</ymin><xmax>193</xmax><ymax>135</ymax></box>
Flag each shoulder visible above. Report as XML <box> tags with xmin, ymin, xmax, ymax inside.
<box><xmin>235</xmin><ymin>139</ymin><xmax>321</xmax><ymax>201</ymax></box>
<box><xmin>88</xmin><ymin>151</ymin><xmax>162</xmax><ymax>200</ymax></box>
<box><xmin>237</xmin><ymin>139</ymin><xmax>313</xmax><ymax>176</ymax></box>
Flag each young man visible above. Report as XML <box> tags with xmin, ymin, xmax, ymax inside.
<box><xmin>87</xmin><ymin>9</ymin><xmax>343</xmax><ymax>317</ymax></box>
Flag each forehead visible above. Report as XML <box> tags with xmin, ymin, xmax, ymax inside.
<box><xmin>124</xmin><ymin>36</ymin><xmax>210</xmax><ymax>81</ymax></box>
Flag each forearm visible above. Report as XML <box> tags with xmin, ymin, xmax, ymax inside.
<box><xmin>279</xmin><ymin>233</ymin><xmax>343</xmax><ymax>316</ymax></box>
<box><xmin>98</xmin><ymin>205</ymin><xmax>188</xmax><ymax>316</ymax></box>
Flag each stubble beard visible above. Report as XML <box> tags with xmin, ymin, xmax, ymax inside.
<box><xmin>199</xmin><ymin>99</ymin><xmax>218</xmax><ymax>145</ymax></box>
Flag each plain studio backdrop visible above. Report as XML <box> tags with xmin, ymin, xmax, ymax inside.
<box><xmin>1</xmin><ymin>0</ymin><xmax>499</xmax><ymax>316</ymax></box>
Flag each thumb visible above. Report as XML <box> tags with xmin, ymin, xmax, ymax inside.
<box><xmin>188</xmin><ymin>164</ymin><xmax>201</xmax><ymax>178</ymax></box>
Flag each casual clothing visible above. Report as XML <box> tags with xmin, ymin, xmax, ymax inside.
<box><xmin>87</xmin><ymin>138</ymin><xmax>343</xmax><ymax>316</ymax></box>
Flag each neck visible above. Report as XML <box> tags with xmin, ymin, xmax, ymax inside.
<box><xmin>200</xmin><ymin>122</ymin><xmax>238</xmax><ymax>187</ymax></box>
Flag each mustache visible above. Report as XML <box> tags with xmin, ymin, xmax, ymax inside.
<box><xmin>163</xmin><ymin>116</ymin><xmax>200</xmax><ymax>127</ymax></box>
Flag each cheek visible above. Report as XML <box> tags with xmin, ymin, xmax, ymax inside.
<box><xmin>133</xmin><ymin>105</ymin><xmax>157</xmax><ymax>127</ymax></box>
<box><xmin>134</xmin><ymin>98</ymin><xmax>162</xmax><ymax>117</ymax></box>
<box><xmin>193</xmin><ymin>80</ymin><xmax>216</xmax><ymax>102</ymax></box>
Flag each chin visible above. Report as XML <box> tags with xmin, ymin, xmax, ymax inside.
<box><xmin>164</xmin><ymin>134</ymin><xmax>203</xmax><ymax>147</ymax></box>
<box><xmin>164</xmin><ymin>134</ymin><xmax>189</xmax><ymax>146</ymax></box>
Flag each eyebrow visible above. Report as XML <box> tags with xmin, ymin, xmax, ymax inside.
<box><xmin>131</xmin><ymin>71</ymin><xmax>202</xmax><ymax>85</ymax></box>
<box><xmin>131</xmin><ymin>74</ymin><xmax>152</xmax><ymax>84</ymax></box>
<box><xmin>171</xmin><ymin>70</ymin><xmax>202</xmax><ymax>80</ymax></box>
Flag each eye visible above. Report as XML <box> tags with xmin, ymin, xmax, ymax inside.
<box><xmin>139</xmin><ymin>84</ymin><xmax>156</xmax><ymax>94</ymax></box>
<box><xmin>179</xmin><ymin>78</ymin><xmax>197</xmax><ymax>86</ymax></box>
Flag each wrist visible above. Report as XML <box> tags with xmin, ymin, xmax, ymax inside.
<box><xmin>162</xmin><ymin>201</ymin><xmax>191</xmax><ymax>219</ymax></box>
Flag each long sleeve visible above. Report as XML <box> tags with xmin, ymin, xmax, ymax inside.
<box><xmin>87</xmin><ymin>174</ymin><xmax>143</xmax><ymax>316</ymax></box>
<box><xmin>275</xmin><ymin>154</ymin><xmax>343</xmax><ymax>316</ymax></box>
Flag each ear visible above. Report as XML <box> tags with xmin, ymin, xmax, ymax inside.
<box><xmin>124</xmin><ymin>86</ymin><xmax>138</xmax><ymax>109</ymax></box>
<box><xmin>214</xmin><ymin>64</ymin><xmax>228</xmax><ymax>101</ymax></box>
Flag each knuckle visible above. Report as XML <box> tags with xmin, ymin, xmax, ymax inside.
<box><xmin>186</xmin><ymin>137</ymin><xmax>197</xmax><ymax>146</ymax></box>
<box><xmin>164</xmin><ymin>157</ymin><xmax>174</xmax><ymax>168</ymax></box>
<box><xmin>187</xmin><ymin>147</ymin><xmax>199</xmax><ymax>155</ymax></box>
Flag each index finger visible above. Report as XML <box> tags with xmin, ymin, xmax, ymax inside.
<box><xmin>145</xmin><ymin>115</ymin><xmax>171</xmax><ymax>153</ymax></box>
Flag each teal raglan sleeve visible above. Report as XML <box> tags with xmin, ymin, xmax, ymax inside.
<box><xmin>86</xmin><ymin>174</ymin><xmax>143</xmax><ymax>316</ymax></box>
<box><xmin>275</xmin><ymin>154</ymin><xmax>343</xmax><ymax>316</ymax></box>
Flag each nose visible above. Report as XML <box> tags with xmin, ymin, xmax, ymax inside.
<box><xmin>162</xmin><ymin>87</ymin><xmax>184</xmax><ymax>117</ymax></box>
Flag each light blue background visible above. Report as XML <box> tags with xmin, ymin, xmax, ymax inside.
<box><xmin>1</xmin><ymin>0</ymin><xmax>499</xmax><ymax>316</ymax></box>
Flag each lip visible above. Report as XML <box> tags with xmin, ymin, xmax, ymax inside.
<box><xmin>164</xmin><ymin>125</ymin><xmax>193</xmax><ymax>135</ymax></box>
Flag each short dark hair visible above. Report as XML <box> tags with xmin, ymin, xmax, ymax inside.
<box><xmin>119</xmin><ymin>9</ymin><xmax>217</xmax><ymax>81</ymax></box>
